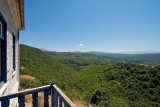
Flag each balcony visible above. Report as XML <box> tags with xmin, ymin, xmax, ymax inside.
<box><xmin>0</xmin><ymin>80</ymin><xmax>76</xmax><ymax>107</ymax></box>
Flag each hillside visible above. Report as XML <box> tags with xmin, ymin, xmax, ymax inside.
<box><xmin>66</xmin><ymin>64</ymin><xmax>160</xmax><ymax>106</ymax></box>
<box><xmin>20</xmin><ymin>45</ymin><xmax>160</xmax><ymax>107</ymax></box>
<box><xmin>82</xmin><ymin>51</ymin><xmax>160</xmax><ymax>65</ymax></box>
<box><xmin>123</xmin><ymin>53</ymin><xmax>160</xmax><ymax>65</ymax></box>
<box><xmin>45</xmin><ymin>51</ymin><xmax>110</xmax><ymax>70</ymax></box>
<box><xmin>20</xmin><ymin>44</ymin><xmax>76</xmax><ymax>88</ymax></box>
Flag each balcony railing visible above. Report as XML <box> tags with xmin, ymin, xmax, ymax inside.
<box><xmin>0</xmin><ymin>80</ymin><xmax>76</xmax><ymax>107</ymax></box>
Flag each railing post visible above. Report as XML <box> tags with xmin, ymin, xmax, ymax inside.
<box><xmin>18</xmin><ymin>95</ymin><xmax>25</xmax><ymax>107</ymax></box>
<box><xmin>51</xmin><ymin>80</ymin><xmax>55</xmax><ymax>107</ymax></box>
<box><xmin>59</xmin><ymin>96</ymin><xmax>63</xmax><ymax>107</ymax></box>
<box><xmin>54</xmin><ymin>91</ymin><xmax>58</xmax><ymax>107</ymax></box>
<box><xmin>32</xmin><ymin>92</ymin><xmax>38</xmax><ymax>107</ymax></box>
<box><xmin>1</xmin><ymin>98</ymin><xmax>9</xmax><ymax>107</ymax></box>
<box><xmin>44</xmin><ymin>89</ymin><xmax>49</xmax><ymax>107</ymax></box>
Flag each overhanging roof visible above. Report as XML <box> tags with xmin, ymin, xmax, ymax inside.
<box><xmin>18</xmin><ymin>0</ymin><xmax>25</xmax><ymax>30</ymax></box>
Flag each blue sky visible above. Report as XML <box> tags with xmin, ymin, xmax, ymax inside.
<box><xmin>20</xmin><ymin>0</ymin><xmax>160</xmax><ymax>53</ymax></box>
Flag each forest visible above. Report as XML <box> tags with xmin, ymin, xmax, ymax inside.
<box><xmin>20</xmin><ymin>44</ymin><xmax>160</xmax><ymax>107</ymax></box>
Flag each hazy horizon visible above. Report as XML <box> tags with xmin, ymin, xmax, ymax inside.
<box><xmin>39</xmin><ymin>45</ymin><xmax>160</xmax><ymax>54</ymax></box>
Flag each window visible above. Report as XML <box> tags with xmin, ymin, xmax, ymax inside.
<box><xmin>13</xmin><ymin>34</ymin><xmax>16</xmax><ymax>71</ymax></box>
<box><xmin>0</xmin><ymin>21</ymin><xmax>3</xmax><ymax>81</ymax></box>
<box><xmin>0</xmin><ymin>13</ymin><xmax>7</xmax><ymax>82</ymax></box>
<box><xmin>0</xmin><ymin>37</ymin><xmax>1</xmax><ymax>81</ymax></box>
<box><xmin>0</xmin><ymin>22</ymin><xmax>2</xmax><ymax>35</ymax></box>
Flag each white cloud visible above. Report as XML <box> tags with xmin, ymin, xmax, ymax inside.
<box><xmin>76</xmin><ymin>43</ymin><xmax>84</xmax><ymax>47</ymax></box>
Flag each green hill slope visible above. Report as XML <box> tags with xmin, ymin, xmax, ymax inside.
<box><xmin>20</xmin><ymin>44</ymin><xmax>160</xmax><ymax>106</ymax></box>
<box><xmin>84</xmin><ymin>52</ymin><xmax>160</xmax><ymax>65</ymax></box>
<box><xmin>20</xmin><ymin>44</ymin><xmax>76</xmax><ymax>88</ymax></box>
<box><xmin>124</xmin><ymin>53</ymin><xmax>160</xmax><ymax>65</ymax></box>
<box><xmin>45</xmin><ymin>51</ymin><xmax>110</xmax><ymax>70</ymax></box>
<box><xmin>66</xmin><ymin>64</ymin><xmax>160</xmax><ymax>106</ymax></box>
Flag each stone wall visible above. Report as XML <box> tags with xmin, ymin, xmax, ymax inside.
<box><xmin>0</xmin><ymin>0</ymin><xmax>21</xmax><ymax>106</ymax></box>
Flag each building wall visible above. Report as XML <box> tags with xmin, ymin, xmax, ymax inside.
<box><xmin>0</xmin><ymin>0</ymin><xmax>20</xmax><ymax>106</ymax></box>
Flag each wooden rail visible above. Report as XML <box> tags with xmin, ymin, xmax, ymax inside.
<box><xmin>0</xmin><ymin>81</ymin><xmax>76</xmax><ymax>107</ymax></box>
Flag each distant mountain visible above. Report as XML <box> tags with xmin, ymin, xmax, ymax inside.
<box><xmin>121</xmin><ymin>50</ymin><xmax>160</xmax><ymax>54</ymax></box>
<box><xmin>74</xmin><ymin>51</ymin><xmax>133</xmax><ymax>58</ymax></box>
<box><xmin>123</xmin><ymin>53</ymin><xmax>160</xmax><ymax>65</ymax></box>
<box><xmin>76</xmin><ymin>51</ymin><xmax>160</xmax><ymax>65</ymax></box>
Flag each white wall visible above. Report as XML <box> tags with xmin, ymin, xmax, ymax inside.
<box><xmin>0</xmin><ymin>0</ymin><xmax>20</xmax><ymax>106</ymax></box>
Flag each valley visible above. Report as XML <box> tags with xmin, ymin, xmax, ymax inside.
<box><xmin>20</xmin><ymin>44</ymin><xmax>160</xmax><ymax>107</ymax></box>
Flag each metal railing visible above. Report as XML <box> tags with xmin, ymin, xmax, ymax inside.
<box><xmin>0</xmin><ymin>81</ymin><xmax>76</xmax><ymax>107</ymax></box>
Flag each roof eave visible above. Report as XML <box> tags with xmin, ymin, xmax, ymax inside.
<box><xmin>18</xmin><ymin>0</ymin><xmax>25</xmax><ymax>30</ymax></box>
